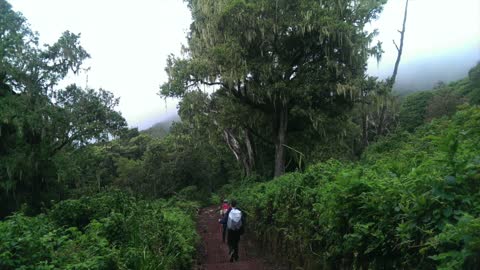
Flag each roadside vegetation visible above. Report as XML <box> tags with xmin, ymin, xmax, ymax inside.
<box><xmin>1</xmin><ymin>0</ymin><xmax>479</xmax><ymax>269</ymax></box>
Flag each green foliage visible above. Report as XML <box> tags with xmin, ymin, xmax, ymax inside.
<box><xmin>424</xmin><ymin>90</ymin><xmax>465</xmax><ymax>121</ymax></box>
<box><xmin>142</xmin><ymin>121</ymin><xmax>173</xmax><ymax>138</ymax></box>
<box><xmin>173</xmin><ymin>185</ymin><xmax>209</xmax><ymax>206</ymax></box>
<box><xmin>210</xmin><ymin>193</ymin><xmax>222</xmax><ymax>206</ymax></box>
<box><xmin>161</xmin><ymin>0</ymin><xmax>388</xmax><ymax>177</ymax></box>
<box><xmin>0</xmin><ymin>1</ymin><xmax>126</xmax><ymax>216</ymax></box>
<box><xmin>456</xmin><ymin>63</ymin><xmax>480</xmax><ymax>104</ymax></box>
<box><xmin>0</xmin><ymin>192</ymin><xmax>198</xmax><ymax>270</ymax></box>
<box><xmin>428</xmin><ymin>214</ymin><xmax>480</xmax><ymax>269</ymax></box>
<box><xmin>231</xmin><ymin>106</ymin><xmax>480</xmax><ymax>269</ymax></box>
<box><xmin>55</xmin><ymin>117</ymin><xmax>239</xmax><ymax>201</ymax></box>
<box><xmin>398</xmin><ymin>62</ymin><xmax>480</xmax><ymax>132</ymax></box>
<box><xmin>0</xmin><ymin>213</ymin><xmax>121</xmax><ymax>270</ymax></box>
<box><xmin>398</xmin><ymin>91</ymin><xmax>434</xmax><ymax>132</ymax></box>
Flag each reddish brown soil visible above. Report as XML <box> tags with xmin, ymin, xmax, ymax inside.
<box><xmin>195</xmin><ymin>206</ymin><xmax>271</xmax><ymax>270</ymax></box>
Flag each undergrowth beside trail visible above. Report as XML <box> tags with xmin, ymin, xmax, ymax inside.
<box><xmin>0</xmin><ymin>191</ymin><xmax>199</xmax><ymax>270</ymax></box>
<box><xmin>232</xmin><ymin>105</ymin><xmax>480</xmax><ymax>269</ymax></box>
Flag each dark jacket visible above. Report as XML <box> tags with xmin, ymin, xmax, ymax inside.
<box><xmin>219</xmin><ymin>208</ymin><xmax>232</xmax><ymax>225</ymax></box>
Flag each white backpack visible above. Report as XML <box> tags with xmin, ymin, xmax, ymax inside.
<box><xmin>227</xmin><ymin>208</ymin><xmax>242</xmax><ymax>230</ymax></box>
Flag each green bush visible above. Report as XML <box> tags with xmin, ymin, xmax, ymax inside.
<box><xmin>428</xmin><ymin>214</ymin><xmax>480</xmax><ymax>269</ymax></box>
<box><xmin>172</xmin><ymin>185</ymin><xmax>211</xmax><ymax>207</ymax></box>
<box><xmin>398</xmin><ymin>63</ymin><xmax>480</xmax><ymax>132</ymax></box>
<box><xmin>232</xmin><ymin>106</ymin><xmax>480</xmax><ymax>269</ymax></box>
<box><xmin>0</xmin><ymin>192</ymin><xmax>198</xmax><ymax>270</ymax></box>
<box><xmin>210</xmin><ymin>193</ymin><xmax>221</xmax><ymax>205</ymax></box>
<box><xmin>0</xmin><ymin>214</ymin><xmax>120</xmax><ymax>269</ymax></box>
<box><xmin>49</xmin><ymin>190</ymin><xmax>136</xmax><ymax>229</ymax></box>
<box><xmin>398</xmin><ymin>91</ymin><xmax>434</xmax><ymax>132</ymax></box>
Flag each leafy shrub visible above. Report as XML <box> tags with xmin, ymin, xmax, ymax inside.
<box><xmin>121</xmin><ymin>200</ymin><xmax>198</xmax><ymax>269</ymax></box>
<box><xmin>0</xmin><ymin>214</ymin><xmax>120</xmax><ymax>269</ymax></box>
<box><xmin>172</xmin><ymin>185</ymin><xmax>212</xmax><ymax>207</ymax></box>
<box><xmin>210</xmin><ymin>193</ymin><xmax>221</xmax><ymax>205</ymax></box>
<box><xmin>0</xmin><ymin>192</ymin><xmax>198</xmax><ymax>270</ymax></box>
<box><xmin>49</xmin><ymin>190</ymin><xmax>135</xmax><ymax>229</ymax></box>
<box><xmin>428</xmin><ymin>214</ymin><xmax>480</xmax><ymax>270</ymax></box>
<box><xmin>399</xmin><ymin>63</ymin><xmax>480</xmax><ymax>132</ymax></box>
<box><xmin>398</xmin><ymin>91</ymin><xmax>434</xmax><ymax>131</ymax></box>
<box><xmin>424</xmin><ymin>91</ymin><xmax>466</xmax><ymax>121</ymax></box>
<box><xmin>232</xmin><ymin>106</ymin><xmax>480</xmax><ymax>269</ymax></box>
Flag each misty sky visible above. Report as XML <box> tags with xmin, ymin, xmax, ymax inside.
<box><xmin>8</xmin><ymin>0</ymin><xmax>480</xmax><ymax>129</ymax></box>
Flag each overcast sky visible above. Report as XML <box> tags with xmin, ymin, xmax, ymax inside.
<box><xmin>8</xmin><ymin>0</ymin><xmax>480</xmax><ymax>129</ymax></box>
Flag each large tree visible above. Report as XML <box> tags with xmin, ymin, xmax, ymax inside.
<box><xmin>0</xmin><ymin>0</ymin><xmax>126</xmax><ymax>215</ymax></box>
<box><xmin>161</xmin><ymin>0</ymin><xmax>386</xmax><ymax>177</ymax></box>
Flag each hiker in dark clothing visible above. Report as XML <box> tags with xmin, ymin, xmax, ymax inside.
<box><xmin>227</xmin><ymin>228</ymin><xmax>241</xmax><ymax>262</ymax></box>
<box><xmin>218</xmin><ymin>199</ymin><xmax>230</xmax><ymax>242</ymax></box>
<box><xmin>219</xmin><ymin>199</ymin><xmax>245</xmax><ymax>262</ymax></box>
<box><xmin>219</xmin><ymin>206</ymin><xmax>231</xmax><ymax>243</ymax></box>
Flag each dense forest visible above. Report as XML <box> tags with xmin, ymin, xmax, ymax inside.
<box><xmin>1</xmin><ymin>0</ymin><xmax>479</xmax><ymax>269</ymax></box>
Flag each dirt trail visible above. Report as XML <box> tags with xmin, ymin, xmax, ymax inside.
<box><xmin>195</xmin><ymin>206</ymin><xmax>275</xmax><ymax>270</ymax></box>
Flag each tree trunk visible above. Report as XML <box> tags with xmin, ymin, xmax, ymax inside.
<box><xmin>377</xmin><ymin>0</ymin><xmax>408</xmax><ymax>139</ymax></box>
<box><xmin>376</xmin><ymin>104</ymin><xmax>387</xmax><ymax>136</ymax></box>
<box><xmin>243</xmin><ymin>128</ymin><xmax>255</xmax><ymax>173</ymax></box>
<box><xmin>390</xmin><ymin>0</ymin><xmax>409</xmax><ymax>88</ymax></box>
<box><xmin>223</xmin><ymin>128</ymin><xmax>255</xmax><ymax>177</ymax></box>
<box><xmin>273</xmin><ymin>104</ymin><xmax>288</xmax><ymax>177</ymax></box>
<box><xmin>153</xmin><ymin>178</ymin><xmax>157</xmax><ymax>198</ymax></box>
<box><xmin>362</xmin><ymin>111</ymin><xmax>369</xmax><ymax>147</ymax></box>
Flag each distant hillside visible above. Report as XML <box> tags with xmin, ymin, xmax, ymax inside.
<box><xmin>142</xmin><ymin>115</ymin><xmax>180</xmax><ymax>138</ymax></box>
<box><xmin>142</xmin><ymin>122</ymin><xmax>171</xmax><ymax>138</ymax></box>
<box><xmin>398</xmin><ymin>62</ymin><xmax>480</xmax><ymax>132</ymax></box>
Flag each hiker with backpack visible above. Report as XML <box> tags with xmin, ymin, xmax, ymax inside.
<box><xmin>219</xmin><ymin>199</ymin><xmax>245</xmax><ymax>262</ymax></box>
<box><xmin>218</xmin><ymin>199</ymin><xmax>230</xmax><ymax>243</ymax></box>
<box><xmin>219</xmin><ymin>199</ymin><xmax>230</xmax><ymax>217</ymax></box>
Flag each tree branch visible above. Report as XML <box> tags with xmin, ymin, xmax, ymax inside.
<box><xmin>51</xmin><ymin>137</ymin><xmax>74</xmax><ymax>155</ymax></box>
<box><xmin>227</xmin><ymin>84</ymin><xmax>271</xmax><ymax>113</ymax></box>
<box><xmin>245</xmin><ymin>126</ymin><xmax>274</xmax><ymax>145</ymax></box>
<box><xmin>390</xmin><ymin>0</ymin><xmax>409</xmax><ymax>88</ymax></box>
<box><xmin>393</xmin><ymin>40</ymin><xmax>399</xmax><ymax>52</ymax></box>
<box><xmin>198</xmin><ymin>80</ymin><xmax>226</xmax><ymax>87</ymax></box>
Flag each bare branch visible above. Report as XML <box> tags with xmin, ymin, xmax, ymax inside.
<box><xmin>390</xmin><ymin>0</ymin><xmax>409</xmax><ymax>88</ymax></box>
<box><xmin>393</xmin><ymin>40</ymin><xmax>400</xmax><ymax>52</ymax></box>
<box><xmin>197</xmin><ymin>79</ymin><xmax>226</xmax><ymax>87</ymax></box>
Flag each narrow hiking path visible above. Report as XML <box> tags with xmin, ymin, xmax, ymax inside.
<box><xmin>195</xmin><ymin>206</ymin><xmax>281</xmax><ymax>270</ymax></box>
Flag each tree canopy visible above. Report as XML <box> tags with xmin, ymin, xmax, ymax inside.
<box><xmin>161</xmin><ymin>0</ymin><xmax>387</xmax><ymax>177</ymax></box>
<box><xmin>0</xmin><ymin>0</ymin><xmax>126</xmax><ymax>215</ymax></box>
